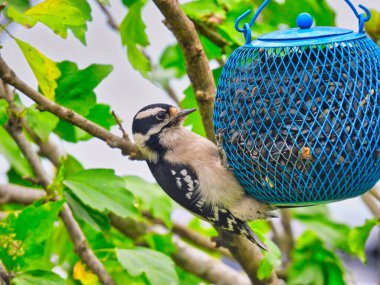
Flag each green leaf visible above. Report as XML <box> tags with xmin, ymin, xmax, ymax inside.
<box><xmin>13</xmin><ymin>200</ymin><xmax>64</xmax><ymax>245</ymax></box>
<box><xmin>65</xmin><ymin>191</ymin><xmax>110</xmax><ymax>232</ymax></box>
<box><xmin>16</xmin><ymin>38</ymin><xmax>61</xmax><ymax>100</ymax></box>
<box><xmin>53</xmin><ymin>120</ymin><xmax>90</xmax><ymax>142</ymax></box>
<box><xmin>65</xmin><ymin>0</ymin><xmax>92</xmax><ymax>45</ymax></box>
<box><xmin>53</xmin><ymin>61</ymin><xmax>114</xmax><ymax>142</ymax></box>
<box><xmin>117</xmin><ymin>247</ymin><xmax>178</xmax><ymax>285</ymax></box>
<box><xmin>120</xmin><ymin>0</ymin><xmax>148</xmax><ymax>48</ymax></box>
<box><xmin>121</xmin><ymin>0</ymin><xmax>140</xmax><ymax>8</ymax></box>
<box><xmin>85</xmin><ymin>104</ymin><xmax>117</xmax><ymax>130</ymax></box>
<box><xmin>257</xmin><ymin>239</ymin><xmax>282</xmax><ymax>280</ymax></box>
<box><xmin>99</xmin><ymin>0</ymin><xmax>110</xmax><ymax>5</ymax></box>
<box><xmin>7</xmin><ymin>168</ymin><xmax>35</xmax><ymax>188</ymax></box>
<box><xmin>13</xmin><ymin>270</ymin><xmax>65</xmax><ymax>285</ymax></box>
<box><xmin>62</xmin><ymin>155</ymin><xmax>85</xmax><ymax>178</ymax></box>
<box><xmin>120</xmin><ymin>0</ymin><xmax>151</xmax><ymax>77</ymax></box>
<box><xmin>5</xmin><ymin>0</ymin><xmax>36</xmax><ymax>27</ymax></box>
<box><xmin>143</xmin><ymin>233</ymin><xmax>176</xmax><ymax>256</ymax></box>
<box><xmin>257</xmin><ymin>258</ymin><xmax>273</xmax><ymax>281</ymax></box>
<box><xmin>291</xmin><ymin>205</ymin><xmax>351</xmax><ymax>251</ymax></box>
<box><xmin>124</xmin><ymin>176</ymin><xmax>172</xmax><ymax>227</ymax></box>
<box><xmin>180</xmin><ymin>86</ymin><xmax>206</xmax><ymax>137</ymax></box>
<box><xmin>159</xmin><ymin>44</ymin><xmax>186</xmax><ymax>78</ymax></box>
<box><xmin>188</xmin><ymin>217</ymin><xmax>217</xmax><ymax>237</ymax></box>
<box><xmin>24</xmin><ymin>0</ymin><xmax>92</xmax><ymax>42</ymax></box>
<box><xmin>55</xmin><ymin>104</ymin><xmax>116</xmax><ymax>142</ymax></box>
<box><xmin>180</xmin><ymin>67</ymin><xmax>221</xmax><ymax>137</ymax></box>
<box><xmin>6</xmin><ymin>0</ymin><xmax>29</xmax><ymax>11</ymax></box>
<box><xmin>175</xmin><ymin>266</ymin><xmax>206</xmax><ymax>285</ymax></box>
<box><xmin>126</xmin><ymin>45</ymin><xmax>152</xmax><ymax>78</ymax></box>
<box><xmin>44</xmin><ymin>220</ymin><xmax>75</xmax><ymax>267</ymax></box>
<box><xmin>348</xmin><ymin>218</ymin><xmax>378</xmax><ymax>263</ymax></box>
<box><xmin>200</xmin><ymin>35</ymin><xmax>223</xmax><ymax>60</ymax></box>
<box><xmin>63</xmin><ymin>169</ymin><xmax>139</xmax><ymax>219</ymax></box>
<box><xmin>55</xmin><ymin>61</ymin><xmax>112</xmax><ymax>115</ymax></box>
<box><xmin>0</xmin><ymin>126</ymin><xmax>33</xmax><ymax>177</ymax></box>
<box><xmin>182</xmin><ymin>0</ymin><xmax>226</xmax><ymax>23</ymax></box>
<box><xmin>365</xmin><ymin>9</ymin><xmax>380</xmax><ymax>42</ymax></box>
<box><xmin>0</xmin><ymin>200</ymin><xmax>64</xmax><ymax>271</ymax></box>
<box><xmin>26</xmin><ymin>105</ymin><xmax>59</xmax><ymax>142</ymax></box>
<box><xmin>288</xmin><ymin>230</ymin><xmax>346</xmax><ymax>285</ymax></box>
<box><xmin>0</xmin><ymin>99</ymin><xmax>9</xmax><ymax>125</ymax></box>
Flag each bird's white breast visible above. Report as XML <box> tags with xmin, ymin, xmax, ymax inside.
<box><xmin>161</xmin><ymin>128</ymin><xmax>244</xmax><ymax>208</ymax></box>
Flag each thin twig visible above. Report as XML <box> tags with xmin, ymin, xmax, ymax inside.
<box><xmin>172</xmin><ymin>222</ymin><xmax>233</xmax><ymax>259</ymax></box>
<box><xmin>163</xmin><ymin>84</ymin><xmax>180</xmax><ymax>105</ymax></box>
<box><xmin>111</xmin><ymin>110</ymin><xmax>128</xmax><ymax>140</ymax></box>
<box><xmin>192</xmin><ymin>19</ymin><xmax>229</xmax><ymax>49</ymax></box>
<box><xmin>95</xmin><ymin>0</ymin><xmax>119</xmax><ymax>30</ymax></box>
<box><xmin>143</xmin><ymin>210</ymin><xmax>233</xmax><ymax>258</ymax></box>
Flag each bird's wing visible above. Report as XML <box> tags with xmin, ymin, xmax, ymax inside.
<box><xmin>148</xmin><ymin>160</ymin><xmax>268</xmax><ymax>250</ymax></box>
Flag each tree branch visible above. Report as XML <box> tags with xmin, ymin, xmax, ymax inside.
<box><xmin>152</xmin><ymin>0</ymin><xmax>216</xmax><ymax>143</ymax></box>
<box><xmin>0</xmin><ymin>184</ymin><xmax>44</xmax><ymax>204</ymax></box>
<box><xmin>369</xmin><ymin>188</ymin><xmax>380</xmax><ymax>201</ymax></box>
<box><xmin>280</xmin><ymin>208</ymin><xmax>294</xmax><ymax>261</ymax></box>
<box><xmin>0</xmin><ymin>57</ymin><xmax>141</xmax><ymax>159</ymax></box>
<box><xmin>361</xmin><ymin>193</ymin><xmax>380</xmax><ymax>220</ymax></box>
<box><xmin>218</xmin><ymin>232</ymin><xmax>279</xmax><ymax>285</ymax></box>
<box><xmin>173</xmin><ymin>237</ymin><xmax>250</xmax><ymax>285</ymax></box>
<box><xmin>172</xmin><ymin>222</ymin><xmax>233</xmax><ymax>259</ymax></box>
<box><xmin>0</xmin><ymin>263</ymin><xmax>9</xmax><ymax>285</ymax></box>
<box><xmin>2</xmin><ymin>88</ymin><xmax>116</xmax><ymax>285</ymax></box>
<box><xmin>0</xmin><ymin>80</ymin><xmax>63</xmax><ymax>167</ymax></box>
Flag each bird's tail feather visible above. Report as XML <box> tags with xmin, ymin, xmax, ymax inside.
<box><xmin>243</xmin><ymin>224</ymin><xmax>269</xmax><ymax>251</ymax></box>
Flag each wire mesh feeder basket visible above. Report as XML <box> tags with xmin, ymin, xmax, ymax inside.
<box><xmin>213</xmin><ymin>0</ymin><xmax>380</xmax><ymax>206</ymax></box>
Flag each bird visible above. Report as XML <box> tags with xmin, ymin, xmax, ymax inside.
<box><xmin>132</xmin><ymin>103</ymin><xmax>277</xmax><ymax>250</ymax></box>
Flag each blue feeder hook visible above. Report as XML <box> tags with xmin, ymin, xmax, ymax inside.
<box><xmin>235</xmin><ymin>0</ymin><xmax>372</xmax><ymax>44</ymax></box>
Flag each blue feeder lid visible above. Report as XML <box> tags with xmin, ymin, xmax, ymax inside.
<box><xmin>251</xmin><ymin>13</ymin><xmax>367</xmax><ymax>47</ymax></box>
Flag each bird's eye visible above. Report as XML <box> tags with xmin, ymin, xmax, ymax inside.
<box><xmin>156</xmin><ymin>112</ymin><xmax>166</xmax><ymax>121</ymax></box>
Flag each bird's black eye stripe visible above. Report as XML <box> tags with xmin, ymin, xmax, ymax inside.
<box><xmin>156</xmin><ymin>111</ymin><xmax>166</xmax><ymax>121</ymax></box>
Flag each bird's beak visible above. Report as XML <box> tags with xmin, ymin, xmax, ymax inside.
<box><xmin>175</xmin><ymin>108</ymin><xmax>197</xmax><ymax>119</ymax></box>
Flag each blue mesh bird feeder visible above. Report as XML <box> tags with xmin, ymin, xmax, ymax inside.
<box><xmin>213</xmin><ymin>0</ymin><xmax>380</xmax><ymax>206</ymax></box>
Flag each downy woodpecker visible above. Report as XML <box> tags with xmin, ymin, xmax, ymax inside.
<box><xmin>132</xmin><ymin>103</ymin><xmax>276</xmax><ymax>250</ymax></box>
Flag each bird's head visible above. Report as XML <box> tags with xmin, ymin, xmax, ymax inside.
<box><xmin>132</xmin><ymin>103</ymin><xmax>196</xmax><ymax>161</ymax></box>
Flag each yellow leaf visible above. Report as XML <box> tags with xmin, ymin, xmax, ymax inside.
<box><xmin>25</xmin><ymin>0</ymin><xmax>86</xmax><ymax>38</ymax></box>
<box><xmin>73</xmin><ymin>261</ymin><xmax>99</xmax><ymax>285</ymax></box>
<box><xmin>16</xmin><ymin>38</ymin><xmax>61</xmax><ymax>100</ymax></box>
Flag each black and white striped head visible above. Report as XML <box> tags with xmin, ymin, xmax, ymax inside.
<box><xmin>132</xmin><ymin>104</ymin><xmax>196</xmax><ymax>160</ymax></box>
